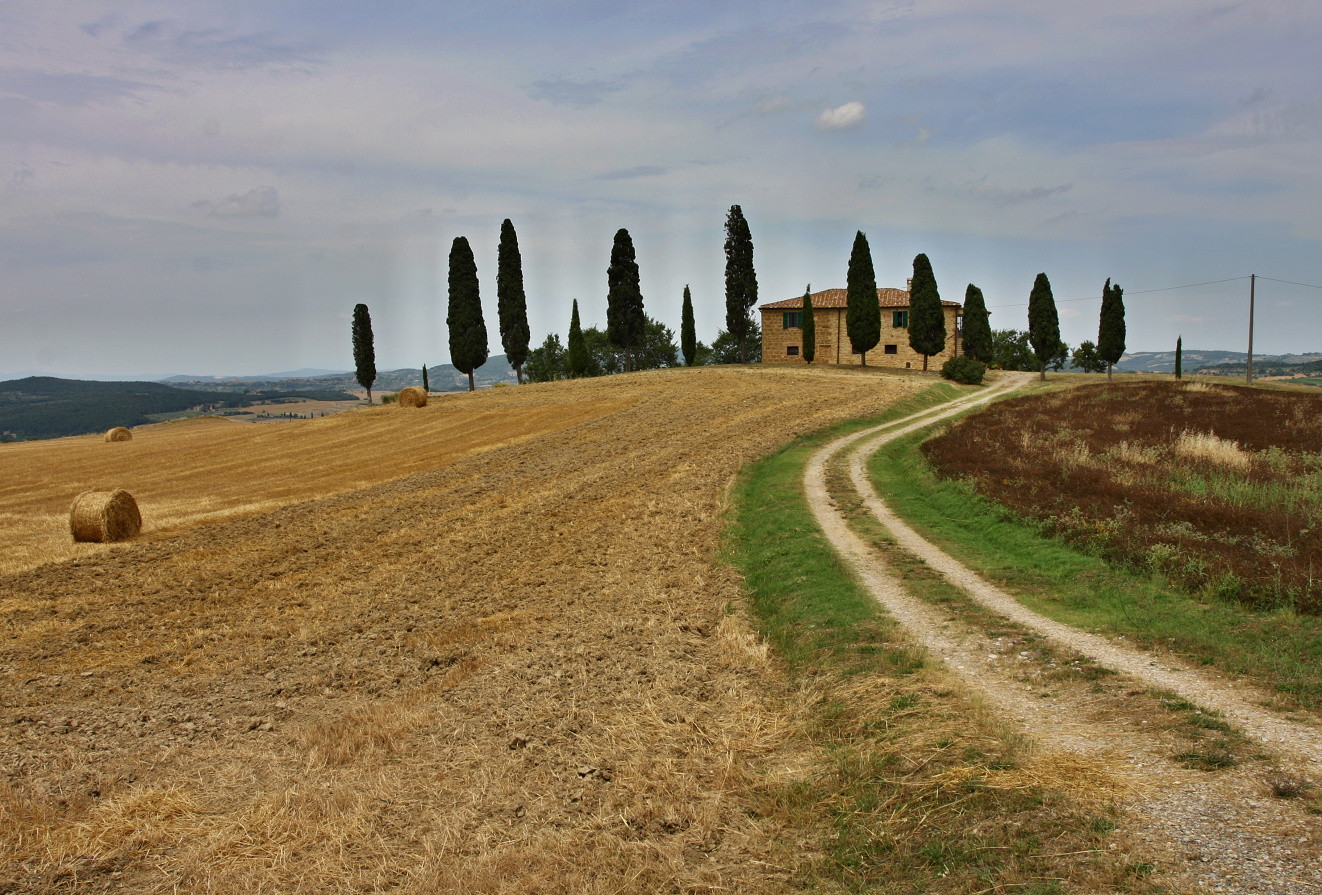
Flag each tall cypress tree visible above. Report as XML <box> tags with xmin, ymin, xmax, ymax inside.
<box><xmin>961</xmin><ymin>284</ymin><xmax>993</xmax><ymax>364</ymax></box>
<box><xmin>907</xmin><ymin>253</ymin><xmax>945</xmax><ymax>370</ymax></box>
<box><xmin>496</xmin><ymin>218</ymin><xmax>531</xmax><ymax>384</ymax></box>
<box><xmin>606</xmin><ymin>228</ymin><xmax>645</xmax><ymax>371</ymax></box>
<box><xmin>447</xmin><ymin>236</ymin><xmax>488</xmax><ymax>392</ymax></box>
<box><xmin>567</xmin><ymin>299</ymin><xmax>589</xmax><ymax>378</ymax></box>
<box><xmin>422</xmin><ymin>364</ymin><xmax>429</xmax><ymax>392</ymax></box>
<box><xmin>801</xmin><ymin>286</ymin><xmax>816</xmax><ymax>363</ymax></box>
<box><xmin>1097</xmin><ymin>278</ymin><xmax>1126</xmax><ymax>381</ymax></box>
<box><xmin>723</xmin><ymin>205</ymin><xmax>758</xmax><ymax>363</ymax></box>
<box><xmin>846</xmin><ymin>231</ymin><xmax>880</xmax><ymax>365</ymax></box>
<box><xmin>1175</xmin><ymin>336</ymin><xmax>1183</xmax><ymax>381</ymax></box>
<box><xmin>680</xmin><ymin>285</ymin><xmax>697</xmax><ymax>367</ymax></box>
<box><xmin>1027</xmin><ymin>272</ymin><xmax>1061</xmax><ymax>382</ymax></box>
<box><xmin>351</xmin><ymin>303</ymin><xmax>376</xmax><ymax>404</ymax></box>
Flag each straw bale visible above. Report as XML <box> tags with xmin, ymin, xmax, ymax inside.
<box><xmin>70</xmin><ymin>489</ymin><xmax>142</xmax><ymax>543</ymax></box>
<box><xmin>104</xmin><ymin>427</ymin><xmax>133</xmax><ymax>442</ymax></box>
<box><xmin>397</xmin><ymin>386</ymin><xmax>428</xmax><ymax>408</ymax></box>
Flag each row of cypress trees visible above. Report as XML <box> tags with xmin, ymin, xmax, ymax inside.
<box><xmin>351</xmin><ymin>220</ymin><xmax>535</xmax><ymax>400</ymax></box>
<box><xmin>544</xmin><ymin>207</ymin><xmax>761</xmax><ymax>376</ymax></box>
<box><xmin>957</xmin><ymin>275</ymin><xmax>1126</xmax><ymax>380</ymax></box>
<box><xmin>843</xmin><ymin>233</ymin><xmax>950</xmax><ymax>370</ymax></box>
<box><xmin>352</xmin><ymin>209</ymin><xmax>1129</xmax><ymax>395</ymax></box>
<box><xmin>838</xmin><ymin>235</ymin><xmax>1127</xmax><ymax>381</ymax></box>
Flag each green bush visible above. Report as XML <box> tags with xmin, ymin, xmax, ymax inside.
<box><xmin>941</xmin><ymin>356</ymin><xmax>986</xmax><ymax>385</ymax></box>
<box><xmin>381</xmin><ymin>392</ymin><xmax>398</xmax><ymax>405</ymax></box>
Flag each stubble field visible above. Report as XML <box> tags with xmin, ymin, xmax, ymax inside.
<box><xmin>0</xmin><ymin>366</ymin><xmax>923</xmax><ymax>894</ymax></box>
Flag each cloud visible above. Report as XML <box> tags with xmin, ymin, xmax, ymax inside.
<box><xmin>527</xmin><ymin>77</ymin><xmax>622</xmax><ymax>108</ymax></box>
<box><xmin>0</xmin><ymin>70</ymin><xmax>149</xmax><ymax>107</ymax></box>
<box><xmin>971</xmin><ymin>181</ymin><xmax>1073</xmax><ymax>208</ymax></box>
<box><xmin>193</xmin><ymin>186</ymin><xmax>279</xmax><ymax>218</ymax></box>
<box><xmin>594</xmin><ymin>166</ymin><xmax>667</xmax><ymax>181</ymax></box>
<box><xmin>122</xmin><ymin>19</ymin><xmax>319</xmax><ymax>70</ymax></box>
<box><xmin>815</xmin><ymin>101</ymin><xmax>866</xmax><ymax>130</ymax></box>
<box><xmin>648</xmin><ymin>23</ymin><xmax>848</xmax><ymax>87</ymax></box>
<box><xmin>752</xmin><ymin>94</ymin><xmax>796</xmax><ymax>116</ymax></box>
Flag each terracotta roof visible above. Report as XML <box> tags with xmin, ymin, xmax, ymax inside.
<box><xmin>760</xmin><ymin>287</ymin><xmax>960</xmax><ymax>310</ymax></box>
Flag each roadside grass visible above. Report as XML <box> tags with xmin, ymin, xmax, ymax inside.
<box><xmin>725</xmin><ymin>383</ymin><xmax>1156</xmax><ymax>894</ymax></box>
<box><xmin>828</xmin><ymin>460</ymin><xmax>1265</xmax><ymax>773</ymax></box>
<box><xmin>867</xmin><ymin>419</ymin><xmax>1322</xmax><ymax>710</ymax></box>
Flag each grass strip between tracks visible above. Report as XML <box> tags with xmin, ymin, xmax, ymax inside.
<box><xmin>865</xmin><ymin>413</ymin><xmax>1322</xmax><ymax>711</ymax></box>
<box><xmin>724</xmin><ymin>381</ymin><xmax>1158</xmax><ymax>895</ymax></box>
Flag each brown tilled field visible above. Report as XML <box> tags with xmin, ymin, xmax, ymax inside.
<box><xmin>922</xmin><ymin>380</ymin><xmax>1322</xmax><ymax>611</ymax></box>
<box><xmin>0</xmin><ymin>366</ymin><xmax>924</xmax><ymax>894</ymax></box>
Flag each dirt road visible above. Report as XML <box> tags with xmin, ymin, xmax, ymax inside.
<box><xmin>807</xmin><ymin>373</ymin><xmax>1322</xmax><ymax>894</ymax></box>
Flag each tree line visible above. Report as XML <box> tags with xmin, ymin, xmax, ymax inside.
<box><xmin>349</xmin><ymin>208</ymin><xmax>767</xmax><ymax>396</ymax></box>
<box><xmin>957</xmin><ymin>276</ymin><xmax>1127</xmax><ymax>380</ymax></box>
<box><xmin>347</xmin><ymin>207</ymin><xmax>1131</xmax><ymax>397</ymax></box>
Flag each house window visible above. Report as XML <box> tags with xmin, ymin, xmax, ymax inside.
<box><xmin>782</xmin><ymin>311</ymin><xmax>803</xmax><ymax>329</ymax></box>
<box><xmin>892</xmin><ymin>310</ymin><xmax>909</xmax><ymax>328</ymax></box>
<box><xmin>883</xmin><ymin>344</ymin><xmax>898</xmax><ymax>354</ymax></box>
<box><xmin>786</xmin><ymin>345</ymin><xmax>800</xmax><ymax>356</ymax></box>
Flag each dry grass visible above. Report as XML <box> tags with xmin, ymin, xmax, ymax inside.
<box><xmin>1173</xmin><ymin>429</ymin><xmax>1253</xmax><ymax>470</ymax></box>
<box><xmin>0</xmin><ymin>365</ymin><xmax>927</xmax><ymax>894</ymax></box>
<box><xmin>0</xmin><ymin>390</ymin><xmax>632</xmax><ymax>576</ymax></box>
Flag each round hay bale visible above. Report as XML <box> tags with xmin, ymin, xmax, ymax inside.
<box><xmin>70</xmin><ymin>490</ymin><xmax>142</xmax><ymax>543</ymax></box>
<box><xmin>104</xmin><ymin>427</ymin><xmax>132</xmax><ymax>442</ymax></box>
<box><xmin>397</xmin><ymin>386</ymin><xmax>428</xmax><ymax>408</ymax></box>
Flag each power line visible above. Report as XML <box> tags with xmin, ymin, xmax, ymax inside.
<box><xmin>1258</xmin><ymin>275</ymin><xmax>1322</xmax><ymax>291</ymax></box>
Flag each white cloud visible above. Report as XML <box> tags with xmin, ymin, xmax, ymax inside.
<box><xmin>195</xmin><ymin>186</ymin><xmax>279</xmax><ymax>218</ymax></box>
<box><xmin>815</xmin><ymin>101</ymin><xmax>866</xmax><ymax>130</ymax></box>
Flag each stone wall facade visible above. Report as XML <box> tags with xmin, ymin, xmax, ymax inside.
<box><xmin>761</xmin><ymin>304</ymin><xmax>962</xmax><ymax>370</ymax></box>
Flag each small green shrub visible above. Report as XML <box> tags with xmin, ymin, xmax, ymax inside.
<box><xmin>381</xmin><ymin>392</ymin><xmax>398</xmax><ymax>405</ymax></box>
<box><xmin>941</xmin><ymin>356</ymin><xmax>986</xmax><ymax>385</ymax></box>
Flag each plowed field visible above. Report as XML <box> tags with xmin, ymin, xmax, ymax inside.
<box><xmin>0</xmin><ymin>366</ymin><xmax>921</xmax><ymax>894</ymax></box>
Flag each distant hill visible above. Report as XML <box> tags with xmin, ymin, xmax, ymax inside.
<box><xmin>1114</xmin><ymin>350</ymin><xmax>1322</xmax><ymax>374</ymax></box>
<box><xmin>165</xmin><ymin>355</ymin><xmax>519</xmax><ymax>395</ymax></box>
<box><xmin>0</xmin><ymin>377</ymin><xmax>356</xmax><ymax>441</ymax></box>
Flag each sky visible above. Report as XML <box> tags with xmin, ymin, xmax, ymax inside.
<box><xmin>1</xmin><ymin>0</ymin><xmax>1320</xmax><ymax>378</ymax></box>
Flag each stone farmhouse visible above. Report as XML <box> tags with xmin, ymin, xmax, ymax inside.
<box><xmin>760</xmin><ymin>283</ymin><xmax>963</xmax><ymax>369</ymax></box>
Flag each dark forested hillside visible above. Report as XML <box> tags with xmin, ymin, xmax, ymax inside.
<box><xmin>0</xmin><ymin>378</ymin><xmax>354</xmax><ymax>441</ymax></box>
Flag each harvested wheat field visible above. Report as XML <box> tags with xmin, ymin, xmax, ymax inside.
<box><xmin>1</xmin><ymin>366</ymin><xmax>931</xmax><ymax>894</ymax></box>
<box><xmin>0</xmin><ymin>390</ymin><xmax>632</xmax><ymax>577</ymax></box>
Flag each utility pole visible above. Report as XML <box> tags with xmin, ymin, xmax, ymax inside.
<box><xmin>1246</xmin><ymin>274</ymin><xmax>1256</xmax><ymax>385</ymax></box>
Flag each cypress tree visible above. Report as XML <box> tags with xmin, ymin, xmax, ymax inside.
<box><xmin>1027</xmin><ymin>272</ymin><xmax>1061</xmax><ymax>382</ymax></box>
<box><xmin>1175</xmin><ymin>336</ymin><xmax>1183</xmax><ymax>380</ymax></box>
<box><xmin>846</xmin><ymin>231</ymin><xmax>880</xmax><ymax>365</ymax></box>
<box><xmin>680</xmin><ymin>285</ymin><xmax>697</xmax><ymax>367</ymax></box>
<box><xmin>422</xmin><ymin>364</ymin><xmax>429</xmax><ymax>392</ymax></box>
<box><xmin>801</xmin><ymin>286</ymin><xmax>816</xmax><ymax>363</ymax></box>
<box><xmin>606</xmin><ymin>228</ymin><xmax>645</xmax><ymax>372</ymax></box>
<box><xmin>1097</xmin><ymin>278</ymin><xmax>1126</xmax><ymax>381</ymax></box>
<box><xmin>446</xmin><ymin>236</ymin><xmax>488</xmax><ymax>392</ymax></box>
<box><xmin>908</xmin><ymin>253</ymin><xmax>945</xmax><ymax>370</ymax></box>
<box><xmin>567</xmin><ymin>299</ymin><xmax>589</xmax><ymax>378</ymax></box>
<box><xmin>351</xmin><ymin>303</ymin><xmax>376</xmax><ymax>404</ymax></box>
<box><xmin>496</xmin><ymin>218</ymin><xmax>531</xmax><ymax>384</ymax></box>
<box><xmin>961</xmin><ymin>284</ymin><xmax>993</xmax><ymax>364</ymax></box>
<box><xmin>723</xmin><ymin>205</ymin><xmax>759</xmax><ymax>363</ymax></box>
